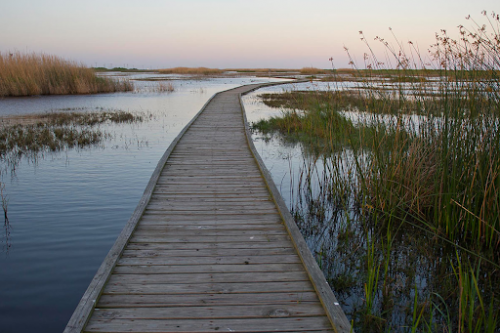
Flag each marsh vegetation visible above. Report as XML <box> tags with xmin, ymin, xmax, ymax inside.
<box><xmin>252</xmin><ymin>13</ymin><xmax>500</xmax><ymax>333</ymax></box>
<box><xmin>0</xmin><ymin>110</ymin><xmax>144</xmax><ymax>160</ymax></box>
<box><xmin>0</xmin><ymin>52</ymin><xmax>133</xmax><ymax>97</ymax></box>
<box><xmin>158</xmin><ymin>67</ymin><xmax>223</xmax><ymax>75</ymax></box>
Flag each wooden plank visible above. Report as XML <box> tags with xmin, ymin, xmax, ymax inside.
<box><xmin>138</xmin><ymin>218</ymin><xmax>283</xmax><ymax>225</ymax></box>
<box><xmin>132</xmin><ymin>229</ymin><xmax>287</xmax><ymax>237</ymax></box>
<box><xmin>134</xmin><ymin>224</ymin><xmax>285</xmax><ymax>231</ymax></box>
<box><xmin>117</xmin><ymin>255</ymin><xmax>301</xmax><ymax>266</ymax></box>
<box><xmin>107</xmin><ymin>271</ymin><xmax>309</xmax><ymax>284</ymax></box>
<box><xmin>84</xmin><ymin>316</ymin><xmax>332</xmax><ymax>332</ymax></box>
<box><xmin>113</xmin><ymin>263</ymin><xmax>304</xmax><ymax>274</ymax></box>
<box><xmin>148</xmin><ymin>191</ymin><xmax>275</xmax><ymax>198</ymax></box>
<box><xmin>154</xmin><ymin>181</ymin><xmax>267</xmax><ymax>186</ymax></box>
<box><xmin>148</xmin><ymin>199</ymin><xmax>274</xmax><ymax>204</ymax></box>
<box><xmin>97</xmin><ymin>292</ymin><xmax>321</xmax><ymax>307</ymax></box>
<box><xmin>90</xmin><ymin>303</ymin><xmax>325</xmax><ymax>319</ymax></box>
<box><xmin>137</xmin><ymin>220</ymin><xmax>284</xmax><ymax>226</ymax></box>
<box><xmin>125</xmin><ymin>242</ymin><xmax>294</xmax><ymax>250</ymax></box>
<box><xmin>144</xmin><ymin>202</ymin><xmax>276</xmax><ymax>208</ymax></box>
<box><xmin>160</xmin><ymin>174</ymin><xmax>262</xmax><ymax>180</ymax></box>
<box><xmin>150</xmin><ymin>194</ymin><xmax>272</xmax><ymax>199</ymax></box>
<box><xmin>142</xmin><ymin>211</ymin><xmax>280</xmax><ymax>216</ymax></box>
<box><xmin>121</xmin><ymin>248</ymin><xmax>295</xmax><ymax>258</ymax></box>
<box><xmin>103</xmin><ymin>281</ymin><xmax>315</xmax><ymax>295</ymax></box>
<box><xmin>128</xmin><ymin>235</ymin><xmax>291</xmax><ymax>243</ymax></box>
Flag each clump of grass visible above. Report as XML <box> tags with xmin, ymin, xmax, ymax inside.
<box><xmin>153</xmin><ymin>81</ymin><xmax>174</xmax><ymax>92</ymax></box>
<box><xmin>158</xmin><ymin>67</ymin><xmax>222</xmax><ymax>75</ymax></box>
<box><xmin>0</xmin><ymin>52</ymin><xmax>133</xmax><ymax>97</ymax></box>
<box><xmin>0</xmin><ymin>124</ymin><xmax>104</xmax><ymax>157</ymax></box>
<box><xmin>0</xmin><ymin>110</ymin><xmax>143</xmax><ymax>158</ymax></box>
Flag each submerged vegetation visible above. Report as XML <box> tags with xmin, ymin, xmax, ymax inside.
<box><xmin>0</xmin><ymin>52</ymin><xmax>133</xmax><ymax>97</ymax></box>
<box><xmin>0</xmin><ymin>110</ymin><xmax>143</xmax><ymax>158</ymax></box>
<box><xmin>252</xmin><ymin>12</ymin><xmax>500</xmax><ymax>332</ymax></box>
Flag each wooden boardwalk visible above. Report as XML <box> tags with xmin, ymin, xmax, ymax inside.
<box><xmin>65</xmin><ymin>83</ymin><xmax>351</xmax><ymax>333</ymax></box>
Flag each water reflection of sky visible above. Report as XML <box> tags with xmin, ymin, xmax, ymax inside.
<box><xmin>0</xmin><ymin>74</ymin><xmax>290</xmax><ymax>333</ymax></box>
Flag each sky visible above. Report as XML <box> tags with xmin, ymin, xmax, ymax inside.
<box><xmin>0</xmin><ymin>0</ymin><xmax>498</xmax><ymax>69</ymax></box>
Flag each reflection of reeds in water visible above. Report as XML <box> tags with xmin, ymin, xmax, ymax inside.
<box><xmin>0</xmin><ymin>180</ymin><xmax>10</xmax><ymax>253</ymax></box>
<box><xmin>252</xmin><ymin>12</ymin><xmax>500</xmax><ymax>333</ymax></box>
<box><xmin>0</xmin><ymin>52</ymin><xmax>133</xmax><ymax>97</ymax></box>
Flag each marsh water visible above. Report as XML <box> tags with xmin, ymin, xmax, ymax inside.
<box><xmin>0</xmin><ymin>74</ymin><xmax>289</xmax><ymax>333</ymax></box>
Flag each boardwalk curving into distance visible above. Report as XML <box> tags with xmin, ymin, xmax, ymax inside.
<box><xmin>65</xmin><ymin>83</ymin><xmax>352</xmax><ymax>333</ymax></box>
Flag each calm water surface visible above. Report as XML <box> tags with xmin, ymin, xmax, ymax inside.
<box><xmin>0</xmin><ymin>75</ymin><xmax>288</xmax><ymax>333</ymax></box>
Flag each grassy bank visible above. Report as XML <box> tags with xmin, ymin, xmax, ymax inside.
<box><xmin>0</xmin><ymin>52</ymin><xmax>133</xmax><ymax>97</ymax></box>
<box><xmin>252</xmin><ymin>13</ymin><xmax>499</xmax><ymax>332</ymax></box>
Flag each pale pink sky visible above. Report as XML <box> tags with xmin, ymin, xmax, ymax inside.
<box><xmin>1</xmin><ymin>0</ymin><xmax>497</xmax><ymax>69</ymax></box>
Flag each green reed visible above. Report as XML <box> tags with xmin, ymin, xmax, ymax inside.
<box><xmin>252</xmin><ymin>12</ymin><xmax>500</xmax><ymax>332</ymax></box>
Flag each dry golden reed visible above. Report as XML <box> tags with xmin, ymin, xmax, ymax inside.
<box><xmin>299</xmin><ymin>67</ymin><xmax>329</xmax><ymax>74</ymax></box>
<box><xmin>0</xmin><ymin>52</ymin><xmax>133</xmax><ymax>97</ymax></box>
<box><xmin>158</xmin><ymin>67</ymin><xmax>222</xmax><ymax>75</ymax></box>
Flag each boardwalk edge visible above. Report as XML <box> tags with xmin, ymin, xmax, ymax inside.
<box><xmin>239</xmin><ymin>85</ymin><xmax>353</xmax><ymax>333</ymax></box>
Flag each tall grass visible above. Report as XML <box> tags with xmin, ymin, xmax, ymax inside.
<box><xmin>0</xmin><ymin>52</ymin><xmax>133</xmax><ymax>97</ymax></box>
<box><xmin>252</xmin><ymin>12</ymin><xmax>500</xmax><ymax>332</ymax></box>
<box><xmin>158</xmin><ymin>67</ymin><xmax>222</xmax><ymax>75</ymax></box>
<box><xmin>299</xmin><ymin>67</ymin><xmax>330</xmax><ymax>75</ymax></box>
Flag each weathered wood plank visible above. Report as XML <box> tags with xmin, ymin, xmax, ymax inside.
<box><xmin>84</xmin><ymin>316</ymin><xmax>332</xmax><ymax>333</ymax></box>
<box><xmin>117</xmin><ymin>254</ymin><xmax>301</xmax><ymax>266</ymax></box>
<box><xmin>134</xmin><ymin>224</ymin><xmax>285</xmax><ymax>231</ymax></box>
<box><xmin>138</xmin><ymin>220</ymin><xmax>284</xmax><ymax>227</ymax></box>
<box><xmin>146</xmin><ymin>202</ymin><xmax>276</xmax><ymax>209</ymax></box>
<box><xmin>128</xmin><ymin>235</ymin><xmax>291</xmax><ymax>243</ymax></box>
<box><xmin>143</xmin><ymin>210</ymin><xmax>280</xmax><ymax>215</ymax></box>
<box><xmin>97</xmin><ymin>292</ymin><xmax>321</xmax><ymax>307</ymax></box>
<box><xmin>103</xmin><ymin>281</ymin><xmax>315</xmax><ymax>295</ymax></box>
<box><xmin>125</xmin><ymin>241</ymin><xmax>294</xmax><ymax>250</ymax></box>
<box><xmin>121</xmin><ymin>248</ymin><xmax>295</xmax><ymax>258</ymax></box>
<box><xmin>113</xmin><ymin>263</ymin><xmax>304</xmax><ymax>274</ymax></box>
<box><xmin>91</xmin><ymin>303</ymin><xmax>325</xmax><ymax>319</ymax></box>
<box><xmin>108</xmin><ymin>271</ymin><xmax>309</xmax><ymax>284</ymax></box>
<box><xmin>132</xmin><ymin>228</ymin><xmax>287</xmax><ymax>237</ymax></box>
